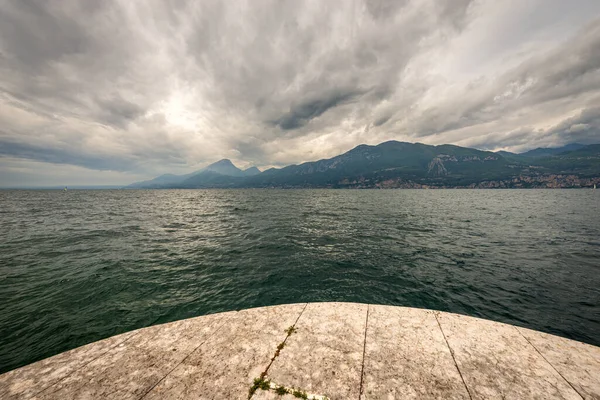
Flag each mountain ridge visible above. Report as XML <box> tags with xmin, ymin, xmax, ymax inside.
<box><xmin>519</xmin><ymin>143</ymin><xmax>586</xmax><ymax>157</ymax></box>
<box><xmin>126</xmin><ymin>159</ymin><xmax>260</xmax><ymax>188</ymax></box>
<box><xmin>127</xmin><ymin>141</ymin><xmax>600</xmax><ymax>189</ymax></box>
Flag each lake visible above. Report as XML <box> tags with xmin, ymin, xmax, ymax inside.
<box><xmin>1</xmin><ymin>189</ymin><xmax>599</xmax><ymax>373</ymax></box>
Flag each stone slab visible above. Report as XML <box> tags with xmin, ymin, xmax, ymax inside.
<box><xmin>34</xmin><ymin>311</ymin><xmax>229</xmax><ymax>400</ymax></box>
<box><xmin>360</xmin><ymin>305</ymin><xmax>470</xmax><ymax>399</ymax></box>
<box><xmin>436</xmin><ymin>311</ymin><xmax>582</xmax><ymax>399</ymax></box>
<box><xmin>143</xmin><ymin>303</ymin><xmax>307</xmax><ymax>400</ymax></box>
<box><xmin>266</xmin><ymin>302</ymin><xmax>368</xmax><ymax>399</ymax></box>
<box><xmin>517</xmin><ymin>326</ymin><xmax>600</xmax><ymax>400</ymax></box>
<box><xmin>0</xmin><ymin>331</ymin><xmax>136</xmax><ymax>400</ymax></box>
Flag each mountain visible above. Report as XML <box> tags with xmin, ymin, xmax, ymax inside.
<box><xmin>519</xmin><ymin>143</ymin><xmax>586</xmax><ymax>158</ymax></box>
<box><xmin>496</xmin><ymin>150</ymin><xmax>516</xmax><ymax>156</ymax></box>
<box><xmin>494</xmin><ymin>150</ymin><xmax>523</xmax><ymax>163</ymax></box>
<box><xmin>556</xmin><ymin>143</ymin><xmax>600</xmax><ymax>157</ymax></box>
<box><xmin>179</xmin><ymin>170</ymin><xmax>243</xmax><ymax>188</ymax></box>
<box><xmin>201</xmin><ymin>159</ymin><xmax>245</xmax><ymax>176</ymax></box>
<box><xmin>126</xmin><ymin>159</ymin><xmax>257</xmax><ymax>188</ymax></box>
<box><xmin>126</xmin><ymin>172</ymin><xmax>195</xmax><ymax>189</ymax></box>
<box><xmin>242</xmin><ymin>141</ymin><xmax>510</xmax><ymax>188</ymax></box>
<box><xmin>126</xmin><ymin>141</ymin><xmax>600</xmax><ymax>189</ymax></box>
<box><xmin>533</xmin><ymin>144</ymin><xmax>600</xmax><ymax>176</ymax></box>
<box><xmin>175</xmin><ymin>164</ymin><xmax>261</xmax><ymax>188</ymax></box>
<box><xmin>242</xmin><ymin>166</ymin><xmax>261</xmax><ymax>176</ymax></box>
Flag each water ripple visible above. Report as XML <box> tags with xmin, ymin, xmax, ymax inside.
<box><xmin>0</xmin><ymin>188</ymin><xmax>599</xmax><ymax>373</ymax></box>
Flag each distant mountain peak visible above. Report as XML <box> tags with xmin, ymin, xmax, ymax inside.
<box><xmin>209</xmin><ymin>159</ymin><xmax>235</xmax><ymax>166</ymax></box>
<box><xmin>200</xmin><ymin>159</ymin><xmax>243</xmax><ymax>176</ymax></box>
<box><xmin>242</xmin><ymin>166</ymin><xmax>261</xmax><ymax>176</ymax></box>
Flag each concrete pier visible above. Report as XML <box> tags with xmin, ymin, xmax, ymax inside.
<box><xmin>0</xmin><ymin>303</ymin><xmax>598</xmax><ymax>399</ymax></box>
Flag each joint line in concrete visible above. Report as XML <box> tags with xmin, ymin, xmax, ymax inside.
<box><xmin>34</xmin><ymin>330</ymin><xmax>141</xmax><ymax>399</ymax></box>
<box><xmin>292</xmin><ymin>303</ymin><xmax>309</xmax><ymax>330</ymax></box>
<box><xmin>262</xmin><ymin>303</ymin><xmax>308</xmax><ymax>376</ymax></box>
<box><xmin>434</xmin><ymin>312</ymin><xmax>473</xmax><ymax>400</ymax></box>
<box><xmin>513</xmin><ymin>326</ymin><xmax>584</xmax><ymax>400</ymax></box>
<box><xmin>248</xmin><ymin>303</ymin><xmax>309</xmax><ymax>399</ymax></box>
<box><xmin>358</xmin><ymin>304</ymin><xmax>370</xmax><ymax>399</ymax></box>
<box><xmin>138</xmin><ymin>313</ymin><xmax>234</xmax><ymax>400</ymax></box>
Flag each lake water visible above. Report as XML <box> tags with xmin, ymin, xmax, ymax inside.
<box><xmin>1</xmin><ymin>189</ymin><xmax>599</xmax><ymax>373</ymax></box>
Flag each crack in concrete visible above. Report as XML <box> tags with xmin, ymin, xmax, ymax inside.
<box><xmin>358</xmin><ymin>304</ymin><xmax>370</xmax><ymax>399</ymax></box>
<box><xmin>248</xmin><ymin>303</ymin><xmax>308</xmax><ymax>399</ymax></box>
<box><xmin>33</xmin><ymin>331</ymin><xmax>141</xmax><ymax>399</ymax></box>
<box><xmin>513</xmin><ymin>326</ymin><xmax>585</xmax><ymax>400</ymax></box>
<box><xmin>434</xmin><ymin>312</ymin><xmax>473</xmax><ymax>400</ymax></box>
<box><xmin>138</xmin><ymin>313</ymin><xmax>234</xmax><ymax>400</ymax></box>
<box><xmin>266</xmin><ymin>380</ymin><xmax>330</xmax><ymax>400</ymax></box>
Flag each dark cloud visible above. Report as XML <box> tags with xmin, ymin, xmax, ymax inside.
<box><xmin>365</xmin><ymin>0</ymin><xmax>409</xmax><ymax>20</ymax></box>
<box><xmin>0</xmin><ymin>1</ymin><xmax>94</xmax><ymax>66</ymax></box>
<box><xmin>0</xmin><ymin>138</ymin><xmax>135</xmax><ymax>171</ymax></box>
<box><xmin>545</xmin><ymin>107</ymin><xmax>600</xmax><ymax>143</ymax></box>
<box><xmin>271</xmin><ymin>88</ymin><xmax>363</xmax><ymax>130</ymax></box>
<box><xmin>461</xmin><ymin>107</ymin><xmax>600</xmax><ymax>151</ymax></box>
<box><xmin>95</xmin><ymin>95</ymin><xmax>146</xmax><ymax>128</ymax></box>
<box><xmin>373</xmin><ymin>114</ymin><xmax>392</xmax><ymax>127</ymax></box>
<box><xmin>407</xmin><ymin>16</ymin><xmax>600</xmax><ymax>146</ymax></box>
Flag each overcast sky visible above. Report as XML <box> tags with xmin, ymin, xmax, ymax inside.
<box><xmin>1</xmin><ymin>0</ymin><xmax>600</xmax><ymax>186</ymax></box>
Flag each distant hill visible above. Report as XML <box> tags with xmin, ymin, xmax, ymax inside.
<box><xmin>126</xmin><ymin>159</ymin><xmax>260</xmax><ymax>188</ymax></box>
<box><xmin>126</xmin><ymin>172</ymin><xmax>195</xmax><ymax>189</ymax></box>
<box><xmin>126</xmin><ymin>141</ymin><xmax>600</xmax><ymax>189</ymax></box>
<box><xmin>519</xmin><ymin>143</ymin><xmax>587</xmax><ymax>158</ymax></box>
<box><xmin>558</xmin><ymin>143</ymin><xmax>600</xmax><ymax>157</ymax></box>
<box><xmin>242</xmin><ymin>166</ymin><xmax>261</xmax><ymax>176</ymax></box>
<box><xmin>532</xmin><ymin>144</ymin><xmax>600</xmax><ymax>177</ymax></box>
<box><xmin>496</xmin><ymin>150</ymin><xmax>516</xmax><ymax>156</ymax></box>
<box><xmin>201</xmin><ymin>159</ymin><xmax>245</xmax><ymax>177</ymax></box>
<box><xmin>179</xmin><ymin>170</ymin><xmax>243</xmax><ymax>188</ymax></box>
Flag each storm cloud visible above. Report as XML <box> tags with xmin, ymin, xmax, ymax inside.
<box><xmin>1</xmin><ymin>0</ymin><xmax>599</xmax><ymax>185</ymax></box>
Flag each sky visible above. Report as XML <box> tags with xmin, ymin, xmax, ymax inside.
<box><xmin>1</xmin><ymin>0</ymin><xmax>600</xmax><ymax>187</ymax></box>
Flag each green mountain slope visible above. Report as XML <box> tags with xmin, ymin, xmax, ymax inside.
<box><xmin>243</xmin><ymin>141</ymin><xmax>512</xmax><ymax>188</ymax></box>
<box><xmin>519</xmin><ymin>143</ymin><xmax>586</xmax><ymax>158</ymax></box>
<box><xmin>126</xmin><ymin>141</ymin><xmax>600</xmax><ymax>189</ymax></box>
<box><xmin>533</xmin><ymin>144</ymin><xmax>600</xmax><ymax>177</ymax></box>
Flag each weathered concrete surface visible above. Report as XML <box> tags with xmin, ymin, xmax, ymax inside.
<box><xmin>37</xmin><ymin>311</ymin><xmax>228</xmax><ymax>400</ymax></box>
<box><xmin>267</xmin><ymin>302</ymin><xmax>367</xmax><ymax>399</ymax></box>
<box><xmin>1</xmin><ymin>302</ymin><xmax>599</xmax><ymax>400</ymax></box>
<box><xmin>436</xmin><ymin>311</ymin><xmax>582</xmax><ymax>399</ymax></box>
<box><xmin>517</xmin><ymin>326</ymin><xmax>600</xmax><ymax>400</ymax></box>
<box><xmin>252</xmin><ymin>392</ymin><xmax>296</xmax><ymax>400</ymax></box>
<box><xmin>143</xmin><ymin>303</ymin><xmax>305</xmax><ymax>400</ymax></box>
<box><xmin>0</xmin><ymin>331</ymin><xmax>136</xmax><ymax>400</ymax></box>
<box><xmin>360</xmin><ymin>306</ymin><xmax>469</xmax><ymax>399</ymax></box>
